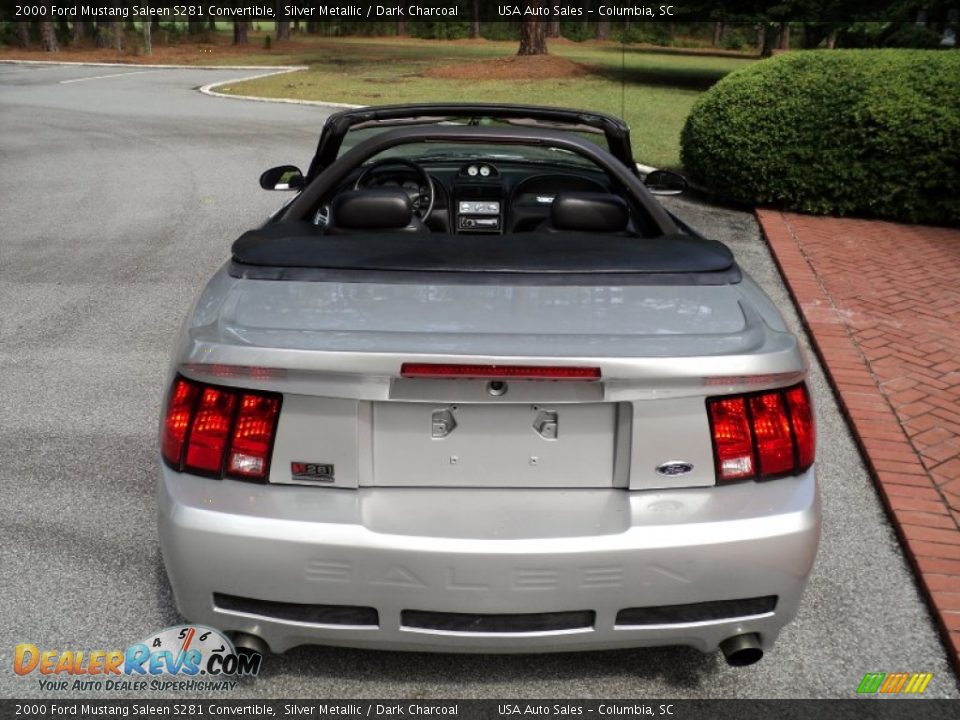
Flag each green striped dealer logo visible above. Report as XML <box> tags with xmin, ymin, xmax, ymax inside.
<box><xmin>857</xmin><ymin>672</ymin><xmax>933</xmax><ymax>695</ymax></box>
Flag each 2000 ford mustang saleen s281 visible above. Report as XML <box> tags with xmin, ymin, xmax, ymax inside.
<box><xmin>158</xmin><ymin>104</ymin><xmax>819</xmax><ymax>666</ymax></box>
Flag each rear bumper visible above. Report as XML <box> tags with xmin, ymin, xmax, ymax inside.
<box><xmin>158</xmin><ymin>466</ymin><xmax>820</xmax><ymax>654</ymax></box>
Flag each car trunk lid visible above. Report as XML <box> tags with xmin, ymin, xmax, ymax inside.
<box><xmin>203</xmin><ymin>275</ymin><xmax>753</xmax><ymax>359</ymax></box>
<box><xmin>178</xmin><ymin>270</ymin><xmax>805</xmax><ymax>491</ymax></box>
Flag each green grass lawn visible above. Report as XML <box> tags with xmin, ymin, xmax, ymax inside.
<box><xmin>216</xmin><ymin>37</ymin><xmax>754</xmax><ymax>169</ymax></box>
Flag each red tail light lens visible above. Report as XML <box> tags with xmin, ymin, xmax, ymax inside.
<box><xmin>160</xmin><ymin>376</ymin><xmax>282</xmax><ymax>482</ymax></box>
<box><xmin>707</xmin><ymin>397</ymin><xmax>755</xmax><ymax>481</ymax></box>
<box><xmin>161</xmin><ymin>379</ymin><xmax>199</xmax><ymax>468</ymax></box>
<box><xmin>184</xmin><ymin>387</ymin><xmax>238</xmax><ymax>475</ymax></box>
<box><xmin>749</xmin><ymin>392</ymin><xmax>795</xmax><ymax>476</ymax></box>
<box><xmin>707</xmin><ymin>383</ymin><xmax>815</xmax><ymax>483</ymax></box>
<box><xmin>227</xmin><ymin>394</ymin><xmax>282</xmax><ymax>480</ymax></box>
<box><xmin>785</xmin><ymin>384</ymin><xmax>815</xmax><ymax>470</ymax></box>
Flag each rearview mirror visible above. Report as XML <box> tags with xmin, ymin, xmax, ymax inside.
<box><xmin>644</xmin><ymin>170</ymin><xmax>688</xmax><ymax>196</ymax></box>
<box><xmin>260</xmin><ymin>165</ymin><xmax>305</xmax><ymax>191</ymax></box>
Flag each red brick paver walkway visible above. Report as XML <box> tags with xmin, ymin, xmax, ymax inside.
<box><xmin>757</xmin><ymin>210</ymin><xmax>960</xmax><ymax>671</ymax></box>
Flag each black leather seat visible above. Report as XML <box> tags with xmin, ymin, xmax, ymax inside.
<box><xmin>325</xmin><ymin>190</ymin><xmax>428</xmax><ymax>234</ymax></box>
<box><xmin>540</xmin><ymin>192</ymin><xmax>631</xmax><ymax>234</ymax></box>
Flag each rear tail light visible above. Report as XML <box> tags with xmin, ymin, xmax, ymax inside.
<box><xmin>707</xmin><ymin>397</ymin><xmax>755</xmax><ymax>480</ymax></box>
<box><xmin>228</xmin><ymin>394</ymin><xmax>281</xmax><ymax>479</ymax></box>
<box><xmin>707</xmin><ymin>383</ymin><xmax>815</xmax><ymax>483</ymax></box>
<box><xmin>785</xmin><ymin>385</ymin><xmax>815</xmax><ymax>469</ymax></box>
<box><xmin>161</xmin><ymin>376</ymin><xmax>282</xmax><ymax>482</ymax></box>
<box><xmin>161</xmin><ymin>379</ymin><xmax>199</xmax><ymax>468</ymax></box>
<box><xmin>184</xmin><ymin>387</ymin><xmax>237</xmax><ymax>474</ymax></box>
<box><xmin>749</xmin><ymin>392</ymin><xmax>795</xmax><ymax>476</ymax></box>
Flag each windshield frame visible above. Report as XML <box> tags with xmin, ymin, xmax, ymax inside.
<box><xmin>305</xmin><ymin>103</ymin><xmax>637</xmax><ymax>181</ymax></box>
<box><xmin>352</xmin><ymin>135</ymin><xmax>609</xmax><ymax>171</ymax></box>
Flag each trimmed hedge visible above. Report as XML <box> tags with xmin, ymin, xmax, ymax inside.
<box><xmin>680</xmin><ymin>50</ymin><xmax>960</xmax><ymax>226</ymax></box>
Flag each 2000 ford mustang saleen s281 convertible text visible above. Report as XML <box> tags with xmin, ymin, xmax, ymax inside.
<box><xmin>158</xmin><ymin>104</ymin><xmax>819</xmax><ymax>667</ymax></box>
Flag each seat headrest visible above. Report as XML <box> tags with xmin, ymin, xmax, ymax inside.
<box><xmin>330</xmin><ymin>190</ymin><xmax>415</xmax><ymax>230</ymax></box>
<box><xmin>550</xmin><ymin>193</ymin><xmax>629</xmax><ymax>232</ymax></box>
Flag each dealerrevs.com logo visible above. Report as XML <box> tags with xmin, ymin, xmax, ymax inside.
<box><xmin>14</xmin><ymin>625</ymin><xmax>261</xmax><ymax>692</ymax></box>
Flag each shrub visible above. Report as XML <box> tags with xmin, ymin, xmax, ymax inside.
<box><xmin>616</xmin><ymin>23</ymin><xmax>671</xmax><ymax>46</ymax></box>
<box><xmin>410</xmin><ymin>22</ymin><xmax>470</xmax><ymax>40</ymax></box>
<box><xmin>680</xmin><ymin>50</ymin><xmax>960</xmax><ymax>226</ymax></box>
<box><xmin>561</xmin><ymin>23</ymin><xmax>593</xmax><ymax>43</ymax></box>
<box><xmin>879</xmin><ymin>24</ymin><xmax>942</xmax><ymax>48</ymax></box>
<box><xmin>476</xmin><ymin>24</ymin><xmax>507</xmax><ymax>41</ymax></box>
<box><xmin>0</xmin><ymin>22</ymin><xmax>22</xmax><ymax>46</ymax></box>
<box><xmin>839</xmin><ymin>22</ymin><xmax>943</xmax><ymax>49</ymax></box>
<box><xmin>721</xmin><ymin>30</ymin><xmax>747</xmax><ymax>51</ymax></box>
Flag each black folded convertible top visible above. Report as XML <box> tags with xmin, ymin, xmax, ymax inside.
<box><xmin>229</xmin><ymin>224</ymin><xmax>740</xmax><ymax>286</ymax></box>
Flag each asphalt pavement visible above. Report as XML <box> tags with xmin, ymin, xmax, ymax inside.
<box><xmin>1</xmin><ymin>63</ymin><xmax>957</xmax><ymax>700</ymax></box>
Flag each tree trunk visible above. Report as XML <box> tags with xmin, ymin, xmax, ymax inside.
<box><xmin>547</xmin><ymin>19</ymin><xmax>560</xmax><ymax>38</ymax></box>
<box><xmin>233</xmin><ymin>21</ymin><xmax>248</xmax><ymax>45</ymax></box>
<box><xmin>756</xmin><ymin>24</ymin><xmax>766</xmax><ymax>56</ymax></box>
<box><xmin>74</xmin><ymin>21</ymin><xmax>96</xmax><ymax>44</ymax></box>
<box><xmin>712</xmin><ymin>21</ymin><xmax>725</xmax><ymax>47</ymax></box>
<box><xmin>95</xmin><ymin>2</ymin><xmax>122</xmax><ymax>49</ymax></box>
<box><xmin>396</xmin><ymin>21</ymin><xmax>406</xmax><ymax>36</ymax></box>
<box><xmin>801</xmin><ymin>23</ymin><xmax>840</xmax><ymax>49</ymax></box>
<box><xmin>143</xmin><ymin>18</ymin><xmax>152</xmax><ymax>55</ymax></box>
<box><xmin>597</xmin><ymin>21</ymin><xmax>610</xmax><ymax>40</ymax></box>
<box><xmin>17</xmin><ymin>22</ymin><xmax>30</xmax><ymax>47</ymax></box>
<box><xmin>276</xmin><ymin>21</ymin><xmax>291</xmax><ymax>41</ymax></box>
<box><xmin>188</xmin><ymin>20</ymin><xmax>204</xmax><ymax>35</ymax></box>
<box><xmin>518</xmin><ymin>21</ymin><xmax>547</xmax><ymax>55</ymax></box>
<box><xmin>518</xmin><ymin>2</ymin><xmax>548</xmax><ymax>55</ymax></box>
<box><xmin>470</xmin><ymin>0</ymin><xmax>480</xmax><ymax>38</ymax></box>
<box><xmin>306</xmin><ymin>22</ymin><xmax>318</xmax><ymax>33</ymax></box>
<box><xmin>151</xmin><ymin>18</ymin><xmax>160</xmax><ymax>34</ymax></box>
<box><xmin>757</xmin><ymin>24</ymin><xmax>775</xmax><ymax>56</ymax></box>
<box><xmin>73</xmin><ymin>21</ymin><xmax>84</xmax><ymax>45</ymax></box>
<box><xmin>95</xmin><ymin>22</ymin><xmax>111</xmax><ymax>48</ymax></box>
<box><xmin>40</xmin><ymin>21</ymin><xmax>58</xmax><ymax>52</ymax></box>
<box><xmin>777</xmin><ymin>22</ymin><xmax>790</xmax><ymax>50</ymax></box>
<box><xmin>209</xmin><ymin>19</ymin><xmax>217</xmax><ymax>31</ymax></box>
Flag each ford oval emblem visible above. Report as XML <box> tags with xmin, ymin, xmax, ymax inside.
<box><xmin>656</xmin><ymin>461</ymin><xmax>694</xmax><ymax>477</ymax></box>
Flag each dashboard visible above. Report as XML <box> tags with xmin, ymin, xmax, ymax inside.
<box><xmin>351</xmin><ymin>160</ymin><xmax>615</xmax><ymax>235</ymax></box>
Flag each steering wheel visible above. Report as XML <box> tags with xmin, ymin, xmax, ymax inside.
<box><xmin>354</xmin><ymin>158</ymin><xmax>435</xmax><ymax>220</ymax></box>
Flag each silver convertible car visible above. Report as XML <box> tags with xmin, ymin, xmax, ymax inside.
<box><xmin>158</xmin><ymin>104</ymin><xmax>819</xmax><ymax>667</ymax></box>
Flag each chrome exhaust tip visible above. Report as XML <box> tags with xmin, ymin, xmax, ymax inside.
<box><xmin>231</xmin><ymin>632</ymin><xmax>268</xmax><ymax>656</ymax></box>
<box><xmin>719</xmin><ymin>633</ymin><xmax>764</xmax><ymax>667</ymax></box>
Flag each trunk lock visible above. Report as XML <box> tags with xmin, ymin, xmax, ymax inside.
<box><xmin>533</xmin><ymin>410</ymin><xmax>559</xmax><ymax>440</ymax></box>
<box><xmin>487</xmin><ymin>380</ymin><xmax>508</xmax><ymax>396</ymax></box>
<box><xmin>431</xmin><ymin>408</ymin><xmax>457</xmax><ymax>439</ymax></box>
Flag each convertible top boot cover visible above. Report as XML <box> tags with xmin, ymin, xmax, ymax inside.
<box><xmin>231</xmin><ymin>222</ymin><xmax>739</xmax><ymax>285</ymax></box>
